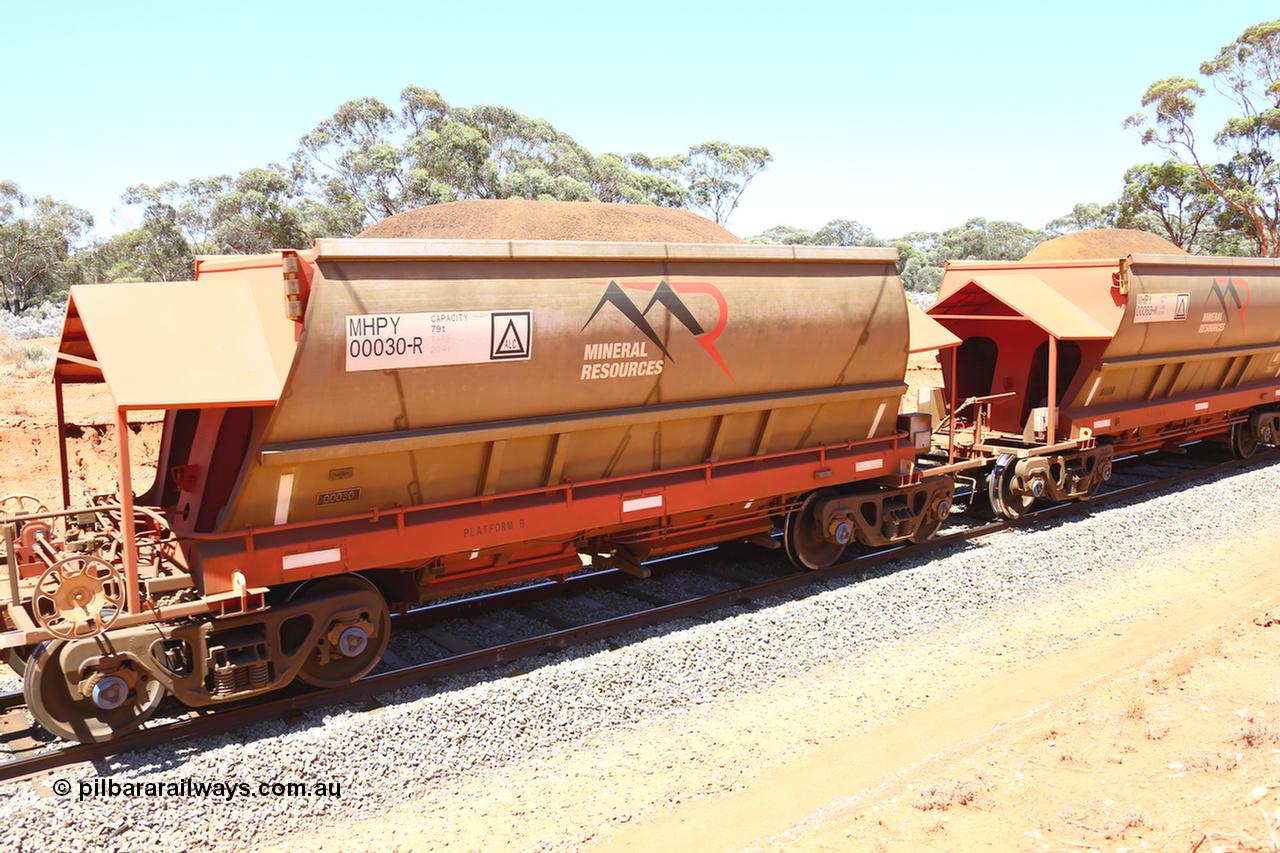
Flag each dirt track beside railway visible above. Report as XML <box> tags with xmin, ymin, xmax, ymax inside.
<box><xmin>597</xmin><ymin>532</ymin><xmax>1280</xmax><ymax>853</ymax></box>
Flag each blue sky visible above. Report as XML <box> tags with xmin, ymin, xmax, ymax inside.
<box><xmin>4</xmin><ymin>1</ymin><xmax>1276</xmax><ymax>242</ymax></box>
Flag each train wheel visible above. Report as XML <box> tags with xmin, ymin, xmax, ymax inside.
<box><xmin>24</xmin><ymin>641</ymin><xmax>165</xmax><ymax>743</ymax></box>
<box><xmin>1258</xmin><ymin>416</ymin><xmax>1277</xmax><ymax>447</ymax></box>
<box><xmin>1081</xmin><ymin>455</ymin><xmax>1112</xmax><ymax>500</ymax></box>
<box><xmin>290</xmin><ymin>575</ymin><xmax>390</xmax><ymax>689</ymax></box>
<box><xmin>784</xmin><ymin>491</ymin><xmax>845</xmax><ymax>571</ymax></box>
<box><xmin>911</xmin><ymin>491</ymin><xmax>953</xmax><ymax>544</ymax></box>
<box><xmin>6</xmin><ymin>647</ymin><xmax>32</xmax><ymax>677</ymax></box>
<box><xmin>988</xmin><ymin>455</ymin><xmax>1035</xmax><ymax>520</ymax></box>
<box><xmin>1230</xmin><ymin>421</ymin><xmax>1259</xmax><ymax>459</ymax></box>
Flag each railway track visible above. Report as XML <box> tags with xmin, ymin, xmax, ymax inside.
<box><xmin>1</xmin><ymin>444</ymin><xmax>1271</xmax><ymax>785</ymax></box>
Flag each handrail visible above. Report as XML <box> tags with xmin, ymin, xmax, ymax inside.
<box><xmin>1</xmin><ymin>431</ymin><xmax>916</xmax><ymax>546</ymax></box>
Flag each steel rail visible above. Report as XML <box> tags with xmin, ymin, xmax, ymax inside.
<box><xmin>1</xmin><ymin>446</ymin><xmax>1273</xmax><ymax>785</ymax></box>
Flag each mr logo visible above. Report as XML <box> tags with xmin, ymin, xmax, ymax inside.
<box><xmin>1207</xmin><ymin>278</ymin><xmax>1251</xmax><ymax>331</ymax></box>
<box><xmin>582</xmin><ymin>280</ymin><xmax>733</xmax><ymax>380</ymax></box>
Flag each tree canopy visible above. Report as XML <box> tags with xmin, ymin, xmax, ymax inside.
<box><xmin>295</xmin><ymin>87</ymin><xmax>771</xmax><ymax>230</ymax></box>
<box><xmin>1125</xmin><ymin>20</ymin><xmax>1280</xmax><ymax>256</ymax></box>
<box><xmin>4</xmin><ymin>86</ymin><xmax>772</xmax><ymax>299</ymax></box>
<box><xmin>1044</xmin><ymin>202</ymin><xmax>1118</xmax><ymax>237</ymax></box>
<box><xmin>1114</xmin><ymin>161</ymin><xmax>1226</xmax><ymax>252</ymax></box>
<box><xmin>749</xmin><ymin>218</ymin><xmax>884</xmax><ymax>247</ymax></box>
<box><xmin>0</xmin><ymin>181</ymin><xmax>93</xmax><ymax>313</ymax></box>
<box><xmin>74</xmin><ymin>164</ymin><xmax>321</xmax><ymax>284</ymax></box>
<box><xmin>895</xmin><ymin>219</ymin><xmax>1046</xmax><ymax>292</ymax></box>
<box><xmin>750</xmin><ymin>216</ymin><xmax>1044</xmax><ymax>293</ymax></box>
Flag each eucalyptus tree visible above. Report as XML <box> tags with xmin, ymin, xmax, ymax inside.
<box><xmin>298</xmin><ymin>87</ymin><xmax>766</xmax><ymax>230</ymax></box>
<box><xmin>1115</xmin><ymin>161</ymin><xmax>1221</xmax><ymax>251</ymax></box>
<box><xmin>1043</xmin><ymin>202</ymin><xmax>1119</xmax><ymax>236</ymax></box>
<box><xmin>680</xmin><ymin>141</ymin><xmax>772</xmax><ymax>227</ymax></box>
<box><xmin>1125</xmin><ymin>20</ymin><xmax>1280</xmax><ymax>256</ymax></box>
<box><xmin>0</xmin><ymin>181</ymin><xmax>94</xmax><ymax>312</ymax></box>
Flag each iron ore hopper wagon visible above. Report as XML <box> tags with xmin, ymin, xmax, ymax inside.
<box><xmin>919</xmin><ymin>253</ymin><xmax>1280</xmax><ymax>517</ymax></box>
<box><xmin>0</xmin><ymin>239</ymin><xmax>951</xmax><ymax>742</ymax></box>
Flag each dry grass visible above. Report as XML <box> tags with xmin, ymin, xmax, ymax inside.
<box><xmin>0</xmin><ymin>337</ymin><xmax>53</xmax><ymax>382</ymax></box>
<box><xmin>1182</xmin><ymin>750</ymin><xmax>1240</xmax><ymax>772</ymax></box>
<box><xmin>1060</xmin><ymin>803</ymin><xmax>1149</xmax><ymax>839</ymax></box>
<box><xmin>1118</xmin><ymin>685</ymin><xmax>1149</xmax><ymax>722</ymax></box>
<box><xmin>913</xmin><ymin>776</ymin><xmax>985</xmax><ymax>812</ymax></box>
<box><xmin>921</xmin><ymin>817</ymin><xmax>948</xmax><ymax>836</ymax></box>
<box><xmin>1231</xmin><ymin>719</ymin><xmax>1280</xmax><ymax>749</ymax></box>
<box><xmin>1102</xmin><ymin>810</ymin><xmax>1149</xmax><ymax>838</ymax></box>
<box><xmin>1190</xmin><ymin>810</ymin><xmax>1280</xmax><ymax>853</ymax></box>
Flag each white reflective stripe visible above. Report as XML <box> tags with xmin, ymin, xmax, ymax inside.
<box><xmin>622</xmin><ymin>495</ymin><xmax>663</xmax><ymax>513</ymax></box>
<box><xmin>867</xmin><ymin>402</ymin><xmax>887</xmax><ymax>439</ymax></box>
<box><xmin>1093</xmin><ymin>418</ymin><xmax>1111</xmax><ymax>430</ymax></box>
<box><xmin>1195</xmin><ymin>401</ymin><xmax>1209</xmax><ymax>411</ymax></box>
<box><xmin>1084</xmin><ymin>377</ymin><xmax>1101</xmax><ymax>407</ymax></box>
<box><xmin>855</xmin><ymin>459</ymin><xmax>884</xmax><ymax>473</ymax></box>
<box><xmin>274</xmin><ymin>473</ymin><xmax>295</xmax><ymax>526</ymax></box>
<box><xmin>470</xmin><ymin>549</ymin><xmax>480</xmax><ymax>560</ymax></box>
<box><xmin>282</xmin><ymin>548</ymin><xmax>342</xmax><ymax>572</ymax></box>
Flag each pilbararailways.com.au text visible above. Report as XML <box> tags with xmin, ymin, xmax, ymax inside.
<box><xmin>56</xmin><ymin>777</ymin><xmax>342</xmax><ymax>801</ymax></box>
